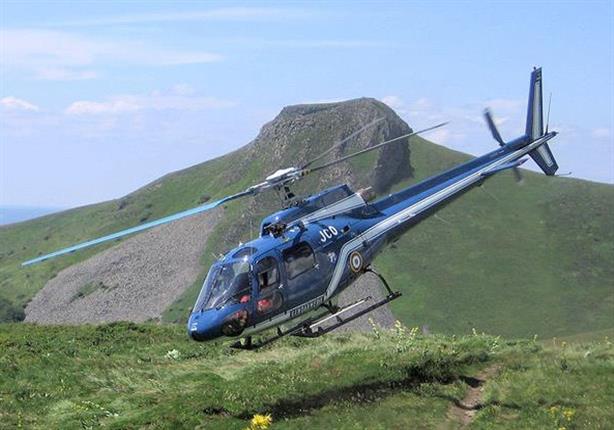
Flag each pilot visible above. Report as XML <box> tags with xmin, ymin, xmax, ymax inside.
<box><xmin>231</xmin><ymin>272</ymin><xmax>251</xmax><ymax>304</ymax></box>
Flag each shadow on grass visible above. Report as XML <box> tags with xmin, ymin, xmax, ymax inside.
<box><xmin>203</xmin><ymin>362</ymin><xmax>497</xmax><ymax>420</ymax></box>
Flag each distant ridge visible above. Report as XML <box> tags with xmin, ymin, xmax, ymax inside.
<box><xmin>0</xmin><ymin>206</ymin><xmax>64</xmax><ymax>226</ymax></box>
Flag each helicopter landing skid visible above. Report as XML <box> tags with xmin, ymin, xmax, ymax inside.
<box><xmin>230</xmin><ymin>268</ymin><xmax>401</xmax><ymax>350</ymax></box>
<box><xmin>294</xmin><ymin>267</ymin><xmax>401</xmax><ymax>338</ymax></box>
<box><xmin>229</xmin><ymin>309</ymin><xmax>331</xmax><ymax>351</ymax></box>
<box><xmin>294</xmin><ymin>290</ymin><xmax>402</xmax><ymax>338</ymax></box>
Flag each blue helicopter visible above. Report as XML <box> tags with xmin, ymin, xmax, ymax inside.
<box><xmin>24</xmin><ymin>68</ymin><xmax>557</xmax><ymax>349</ymax></box>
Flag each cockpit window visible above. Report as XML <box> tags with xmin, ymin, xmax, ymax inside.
<box><xmin>193</xmin><ymin>261</ymin><xmax>251</xmax><ymax>311</ymax></box>
<box><xmin>283</xmin><ymin>242</ymin><xmax>316</xmax><ymax>279</ymax></box>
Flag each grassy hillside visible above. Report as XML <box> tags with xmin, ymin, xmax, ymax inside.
<box><xmin>0</xmin><ymin>322</ymin><xmax>612</xmax><ymax>429</ymax></box>
<box><xmin>376</xmin><ymin>138</ymin><xmax>614</xmax><ymax>338</ymax></box>
<box><xmin>1</xmin><ymin>101</ymin><xmax>612</xmax><ymax>339</ymax></box>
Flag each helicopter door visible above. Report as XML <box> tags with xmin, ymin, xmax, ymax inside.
<box><xmin>282</xmin><ymin>242</ymin><xmax>320</xmax><ymax>307</ymax></box>
<box><xmin>253</xmin><ymin>255</ymin><xmax>284</xmax><ymax>322</ymax></box>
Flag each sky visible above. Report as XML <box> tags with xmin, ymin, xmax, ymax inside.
<box><xmin>1</xmin><ymin>1</ymin><xmax>613</xmax><ymax>209</ymax></box>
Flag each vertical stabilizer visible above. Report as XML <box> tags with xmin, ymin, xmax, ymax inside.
<box><xmin>526</xmin><ymin>67</ymin><xmax>544</xmax><ymax>140</ymax></box>
<box><xmin>526</xmin><ymin>67</ymin><xmax>558</xmax><ymax>175</ymax></box>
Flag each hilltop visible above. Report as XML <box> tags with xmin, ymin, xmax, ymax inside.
<box><xmin>0</xmin><ymin>98</ymin><xmax>613</xmax><ymax>339</ymax></box>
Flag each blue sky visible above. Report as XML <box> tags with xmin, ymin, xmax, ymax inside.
<box><xmin>1</xmin><ymin>1</ymin><xmax>612</xmax><ymax>208</ymax></box>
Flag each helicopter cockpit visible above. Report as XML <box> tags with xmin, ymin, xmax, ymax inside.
<box><xmin>193</xmin><ymin>261</ymin><xmax>251</xmax><ymax>312</ymax></box>
<box><xmin>188</xmin><ymin>256</ymin><xmax>254</xmax><ymax>341</ymax></box>
<box><xmin>187</xmin><ymin>229</ymin><xmax>326</xmax><ymax>342</ymax></box>
<box><xmin>188</xmin><ymin>241</ymin><xmax>290</xmax><ymax>341</ymax></box>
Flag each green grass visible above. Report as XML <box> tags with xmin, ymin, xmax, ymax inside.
<box><xmin>473</xmin><ymin>339</ymin><xmax>614</xmax><ymax>429</ymax></box>
<box><xmin>554</xmin><ymin>328</ymin><xmax>614</xmax><ymax>344</ymax></box>
<box><xmin>0</xmin><ymin>323</ymin><xmax>612</xmax><ymax>429</ymax></box>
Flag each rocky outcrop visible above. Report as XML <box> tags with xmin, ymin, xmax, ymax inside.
<box><xmin>250</xmin><ymin>97</ymin><xmax>413</xmax><ymax>193</ymax></box>
<box><xmin>25</xmin><ymin>211</ymin><xmax>221</xmax><ymax>324</ymax></box>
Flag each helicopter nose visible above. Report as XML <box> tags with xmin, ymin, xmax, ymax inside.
<box><xmin>187</xmin><ymin>311</ymin><xmax>222</xmax><ymax>341</ymax></box>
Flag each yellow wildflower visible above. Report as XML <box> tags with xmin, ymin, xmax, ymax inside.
<box><xmin>250</xmin><ymin>414</ymin><xmax>272</xmax><ymax>429</ymax></box>
<box><xmin>563</xmin><ymin>408</ymin><xmax>575</xmax><ymax>421</ymax></box>
<box><xmin>549</xmin><ymin>405</ymin><xmax>560</xmax><ymax>416</ymax></box>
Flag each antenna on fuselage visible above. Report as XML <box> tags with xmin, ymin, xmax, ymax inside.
<box><xmin>545</xmin><ymin>92</ymin><xmax>552</xmax><ymax>134</ymax></box>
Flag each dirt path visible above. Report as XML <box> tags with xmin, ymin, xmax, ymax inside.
<box><xmin>443</xmin><ymin>363</ymin><xmax>501</xmax><ymax>429</ymax></box>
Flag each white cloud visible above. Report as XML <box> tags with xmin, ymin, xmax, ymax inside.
<box><xmin>0</xmin><ymin>29</ymin><xmax>223</xmax><ymax>80</ymax></box>
<box><xmin>66</xmin><ymin>100</ymin><xmax>141</xmax><ymax>115</ymax></box>
<box><xmin>591</xmin><ymin>127</ymin><xmax>611</xmax><ymax>139</ymax></box>
<box><xmin>170</xmin><ymin>84</ymin><xmax>195</xmax><ymax>96</ymax></box>
<box><xmin>380</xmin><ymin>95</ymin><xmax>404</xmax><ymax>110</ymax></box>
<box><xmin>54</xmin><ymin>7</ymin><xmax>306</xmax><ymax>26</ymax></box>
<box><xmin>256</xmin><ymin>39</ymin><xmax>383</xmax><ymax>48</ymax></box>
<box><xmin>35</xmin><ymin>68</ymin><xmax>99</xmax><ymax>81</ymax></box>
<box><xmin>376</xmin><ymin>93</ymin><xmax>614</xmax><ymax>184</ymax></box>
<box><xmin>377</xmin><ymin>94</ymin><xmax>526</xmax><ymax>149</ymax></box>
<box><xmin>65</xmin><ymin>89</ymin><xmax>236</xmax><ymax>115</ymax></box>
<box><xmin>428</xmin><ymin>129</ymin><xmax>451</xmax><ymax>145</ymax></box>
<box><xmin>484</xmin><ymin>98</ymin><xmax>524</xmax><ymax>111</ymax></box>
<box><xmin>1</xmin><ymin>96</ymin><xmax>40</xmax><ymax>111</ymax></box>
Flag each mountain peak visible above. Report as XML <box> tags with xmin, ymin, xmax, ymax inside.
<box><xmin>278</xmin><ymin>97</ymin><xmax>390</xmax><ymax>117</ymax></box>
<box><xmin>253</xmin><ymin>97</ymin><xmax>414</xmax><ymax>194</ymax></box>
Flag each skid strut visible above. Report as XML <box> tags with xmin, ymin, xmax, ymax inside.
<box><xmin>295</xmin><ymin>267</ymin><xmax>401</xmax><ymax>338</ymax></box>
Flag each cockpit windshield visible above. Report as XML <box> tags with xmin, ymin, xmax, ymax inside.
<box><xmin>193</xmin><ymin>261</ymin><xmax>251</xmax><ymax>312</ymax></box>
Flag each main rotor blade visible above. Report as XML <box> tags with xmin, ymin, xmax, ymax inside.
<box><xmin>306</xmin><ymin>122</ymin><xmax>448</xmax><ymax>174</ymax></box>
<box><xmin>301</xmin><ymin>117</ymin><xmax>385</xmax><ymax>169</ymax></box>
<box><xmin>22</xmin><ymin>190</ymin><xmax>252</xmax><ymax>266</ymax></box>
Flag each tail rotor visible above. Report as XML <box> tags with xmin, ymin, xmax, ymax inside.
<box><xmin>483</xmin><ymin>108</ymin><xmax>524</xmax><ymax>183</ymax></box>
<box><xmin>483</xmin><ymin>108</ymin><xmax>505</xmax><ymax>147</ymax></box>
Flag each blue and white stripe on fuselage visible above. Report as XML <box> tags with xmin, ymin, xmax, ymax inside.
<box><xmin>323</xmin><ymin>133</ymin><xmax>557</xmax><ymax>300</ymax></box>
<box><xmin>240</xmin><ymin>132</ymin><xmax>556</xmax><ymax>338</ymax></box>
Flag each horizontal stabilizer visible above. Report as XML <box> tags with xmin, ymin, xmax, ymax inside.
<box><xmin>529</xmin><ymin>143</ymin><xmax>558</xmax><ymax>175</ymax></box>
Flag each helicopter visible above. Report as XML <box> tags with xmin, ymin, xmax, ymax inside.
<box><xmin>23</xmin><ymin>68</ymin><xmax>558</xmax><ymax>350</ymax></box>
